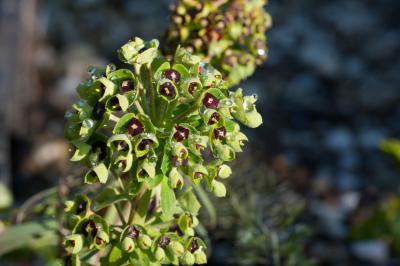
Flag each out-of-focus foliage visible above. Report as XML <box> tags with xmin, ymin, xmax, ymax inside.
<box><xmin>165</xmin><ymin>0</ymin><xmax>272</xmax><ymax>86</ymax></box>
<box><xmin>210</xmin><ymin>154</ymin><xmax>315</xmax><ymax>266</ymax></box>
<box><xmin>351</xmin><ymin>195</ymin><xmax>400</xmax><ymax>256</ymax></box>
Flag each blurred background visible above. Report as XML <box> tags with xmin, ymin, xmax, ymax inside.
<box><xmin>1</xmin><ymin>0</ymin><xmax>400</xmax><ymax>265</ymax></box>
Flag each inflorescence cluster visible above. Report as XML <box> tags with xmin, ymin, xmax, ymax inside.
<box><xmin>63</xmin><ymin>37</ymin><xmax>262</xmax><ymax>265</ymax></box>
<box><xmin>166</xmin><ymin>0</ymin><xmax>272</xmax><ymax>86</ymax></box>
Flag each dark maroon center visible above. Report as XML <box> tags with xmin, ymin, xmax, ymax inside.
<box><xmin>203</xmin><ymin>93</ymin><xmax>219</xmax><ymax>109</ymax></box>
<box><xmin>158</xmin><ymin>236</ymin><xmax>171</xmax><ymax>249</ymax></box>
<box><xmin>120</xmin><ymin>80</ymin><xmax>135</xmax><ymax>93</ymax></box>
<box><xmin>213</xmin><ymin>126</ymin><xmax>227</xmax><ymax>140</ymax></box>
<box><xmin>164</xmin><ymin>69</ymin><xmax>181</xmax><ymax>83</ymax></box>
<box><xmin>81</xmin><ymin>219</ymin><xmax>98</xmax><ymax>238</ymax></box>
<box><xmin>208</xmin><ymin>112</ymin><xmax>220</xmax><ymax>125</ymax></box>
<box><xmin>173</xmin><ymin>125</ymin><xmax>189</xmax><ymax>142</ymax></box>
<box><xmin>189</xmin><ymin>239</ymin><xmax>199</xmax><ymax>253</ymax></box>
<box><xmin>127</xmin><ymin>118</ymin><xmax>144</xmax><ymax>136</ymax></box>
<box><xmin>159</xmin><ymin>82</ymin><xmax>176</xmax><ymax>98</ymax></box>
<box><xmin>188</xmin><ymin>82</ymin><xmax>199</xmax><ymax>95</ymax></box>
<box><xmin>138</xmin><ymin>139</ymin><xmax>153</xmax><ymax>151</ymax></box>
<box><xmin>127</xmin><ymin>225</ymin><xmax>140</xmax><ymax>239</ymax></box>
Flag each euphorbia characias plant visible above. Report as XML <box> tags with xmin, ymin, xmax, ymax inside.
<box><xmin>166</xmin><ymin>0</ymin><xmax>272</xmax><ymax>86</ymax></box>
<box><xmin>63</xmin><ymin>35</ymin><xmax>262</xmax><ymax>265</ymax></box>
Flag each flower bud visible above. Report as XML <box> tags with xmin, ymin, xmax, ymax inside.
<box><xmin>154</xmin><ymin>247</ymin><xmax>166</xmax><ymax>261</ymax></box>
<box><xmin>94</xmin><ymin>230</ymin><xmax>109</xmax><ymax>249</ymax></box>
<box><xmin>121</xmin><ymin>237</ymin><xmax>135</xmax><ymax>253</ymax></box>
<box><xmin>214</xmin><ymin>142</ymin><xmax>235</xmax><ymax>161</ymax></box>
<box><xmin>194</xmin><ymin>249</ymin><xmax>207</xmax><ymax>264</ymax></box>
<box><xmin>138</xmin><ymin>234</ymin><xmax>152</xmax><ymax>250</ymax></box>
<box><xmin>169</xmin><ymin>167</ymin><xmax>184</xmax><ymax>189</ymax></box>
<box><xmin>181</xmin><ymin>251</ymin><xmax>195</xmax><ymax>265</ymax></box>
<box><xmin>212</xmin><ymin>180</ymin><xmax>227</xmax><ymax>197</ymax></box>
<box><xmin>64</xmin><ymin>234</ymin><xmax>84</xmax><ymax>254</ymax></box>
<box><xmin>189</xmin><ymin>164</ymin><xmax>208</xmax><ymax>185</ymax></box>
<box><xmin>169</xmin><ymin>241</ymin><xmax>184</xmax><ymax>256</ymax></box>
<box><xmin>136</xmin><ymin>159</ymin><xmax>156</xmax><ymax>180</ymax></box>
<box><xmin>218</xmin><ymin>164</ymin><xmax>232</xmax><ymax>178</ymax></box>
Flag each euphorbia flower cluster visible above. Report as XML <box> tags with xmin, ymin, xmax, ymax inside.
<box><xmin>63</xmin><ymin>37</ymin><xmax>262</xmax><ymax>265</ymax></box>
<box><xmin>166</xmin><ymin>0</ymin><xmax>272</xmax><ymax>86</ymax></box>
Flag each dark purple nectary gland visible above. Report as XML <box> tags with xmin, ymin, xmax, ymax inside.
<box><xmin>158</xmin><ymin>236</ymin><xmax>171</xmax><ymax>249</ymax></box>
<box><xmin>81</xmin><ymin>219</ymin><xmax>97</xmax><ymax>238</ymax></box>
<box><xmin>164</xmin><ymin>69</ymin><xmax>181</xmax><ymax>83</ymax></box>
<box><xmin>213</xmin><ymin>126</ymin><xmax>227</xmax><ymax>140</ymax></box>
<box><xmin>159</xmin><ymin>82</ymin><xmax>176</xmax><ymax>98</ymax></box>
<box><xmin>120</xmin><ymin>80</ymin><xmax>135</xmax><ymax>93</ymax></box>
<box><xmin>127</xmin><ymin>118</ymin><xmax>144</xmax><ymax>136</ymax></box>
<box><xmin>173</xmin><ymin>125</ymin><xmax>189</xmax><ymax>142</ymax></box>
<box><xmin>127</xmin><ymin>225</ymin><xmax>140</xmax><ymax>239</ymax></box>
<box><xmin>203</xmin><ymin>93</ymin><xmax>219</xmax><ymax>109</ymax></box>
<box><xmin>208</xmin><ymin>112</ymin><xmax>220</xmax><ymax>125</ymax></box>
<box><xmin>188</xmin><ymin>82</ymin><xmax>199</xmax><ymax>95</ymax></box>
<box><xmin>138</xmin><ymin>139</ymin><xmax>153</xmax><ymax>151</ymax></box>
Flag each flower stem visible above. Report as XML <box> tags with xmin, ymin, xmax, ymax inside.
<box><xmin>146</xmin><ymin>64</ymin><xmax>156</xmax><ymax>121</ymax></box>
<box><xmin>173</xmin><ymin>102</ymin><xmax>200</xmax><ymax>123</ymax></box>
<box><xmin>134</xmin><ymin>100</ymin><xmax>145</xmax><ymax>115</ymax></box>
<box><xmin>114</xmin><ymin>203</ymin><xmax>127</xmax><ymax>226</ymax></box>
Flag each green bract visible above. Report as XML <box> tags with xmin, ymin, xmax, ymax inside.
<box><xmin>63</xmin><ymin>36</ymin><xmax>262</xmax><ymax>265</ymax></box>
<box><xmin>166</xmin><ymin>0</ymin><xmax>272</xmax><ymax>86</ymax></box>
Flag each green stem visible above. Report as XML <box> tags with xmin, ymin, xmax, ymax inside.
<box><xmin>192</xmin><ymin>185</ymin><xmax>217</xmax><ymax>227</ymax></box>
<box><xmin>128</xmin><ymin>183</ymin><xmax>148</xmax><ymax>225</ymax></box>
<box><xmin>173</xmin><ymin>102</ymin><xmax>200</xmax><ymax>124</ymax></box>
<box><xmin>114</xmin><ymin>203</ymin><xmax>127</xmax><ymax>226</ymax></box>
<box><xmin>146</xmin><ymin>64</ymin><xmax>156</xmax><ymax>121</ymax></box>
<box><xmin>164</xmin><ymin>99</ymin><xmax>178</xmax><ymax>123</ymax></box>
<box><xmin>134</xmin><ymin>100</ymin><xmax>145</xmax><ymax>115</ymax></box>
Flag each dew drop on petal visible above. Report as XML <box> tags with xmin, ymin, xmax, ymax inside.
<box><xmin>83</xmin><ymin>119</ymin><xmax>94</xmax><ymax>129</ymax></box>
<box><xmin>257</xmin><ymin>49</ymin><xmax>265</xmax><ymax>56</ymax></box>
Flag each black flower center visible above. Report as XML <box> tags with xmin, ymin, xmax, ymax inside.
<box><xmin>164</xmin><ymin>69</ymin><xmax>181</xmax><ymax>83</ymax></box>
<box><xmin>127</xmin><ymin>118</ymin><xmax>144</xmax><ymax>136</ymax></box>
<box><xmin>92</xmin><ymin>102</ymin><xmax>106</xmax><ymax>120</ymax></box>
<box><xmin>92</xmin><ymin>141</ymin><xmax>107</xmax><ymax>161</ymax></box>
<box><xmin>81</xmin><ymin>219</ymin><xmax>98</xmax><ymax>238</ymax></box>
<box><xmin>76</xmin><ymin>201</ymin><xmax>87</xmax><ymax>215</ymax></box>
<box><xmin>120</xmin><ymin>80</ymin><xmax>135</xmax><ymax>93</ymax></box>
